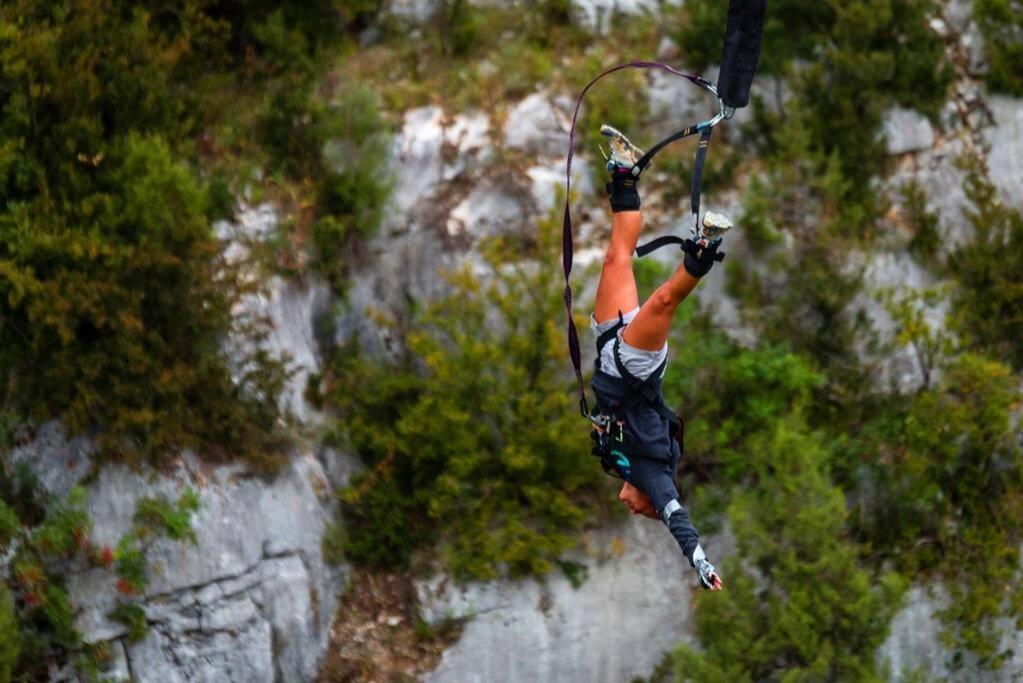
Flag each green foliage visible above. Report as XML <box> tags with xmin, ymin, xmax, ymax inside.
<box><xmin>109</xmin><ymin>603</ymin><xmax>148</xmax><ymax>643</ymax></box>
<box><xmin>655</xmin><ymin>420</ymin><xmax>906</xmax><ymax>682</ymax></box>
<box><xmin>0</xmin><ymin>499</ymin><xmax>18</xmax><ymax>550</ymax></box>
<box><xmin>1</xmin><ymin>132</ymin><xmax>290</xmax><ymax>464</ymax></box>
<box><xmin>258</xmin><ymin>78</ymin><xmax>392</xmax><ymax>290</ymax></box>
<box><xmin>899</xmin><ymin>181</ymin><xmax>942</xmax><ymax>265</ymax></box>
<box><xmin>133</xmin><ymin>489</ymin><xmax>201</xmax><ymax>543</ymax></box>
<box><xmin>31</xmin><ymin>487</ymin><xmax>90</xmax><ymax>558</ymax></box>
<box><xmin>851</xmin><ymin>354</ymin><xmax>1023</xmax><ymax>665</ymax></box>
<box><xmin>974</xmin><ymin>0</ymin><xmax>1023</xmax><ymax>95</ymax></box>
<box><xmin>662</xmin><ymin>318</ymin><xmax>824</xmax><ymax>484</ymax></box>
<box><xmin>117</xmin><ymin>488</ymin><xmax>202</xmax><ymax>594</ymax></box>
<box><xmin>320</xmin><ymin>217</ymin><xmax>605</xmax><ymax>580</ymax></box>
<box><xmin>0</xmin><ymin>584</ymin><xmax>19</xmax><ymax>683</ymax></box>
<box><xmin>878</xmin><ymin>286</ymin><xmax>953</xmax><ymax>389</ymax></box>
<box><xmin>0</xmin><ymin>474</ymin><xmax>200</xmax><ymax>678</ymax></box>
<box><xmin>947</xmin><ymin>155</ymin><xmax>1023</xmax><ymax>370</ymax></box>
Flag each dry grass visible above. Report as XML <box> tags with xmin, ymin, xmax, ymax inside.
<box><xmin>319</xmin><ymin>569</ymin><xmax>463</xmax><ymax>683</ymax></box>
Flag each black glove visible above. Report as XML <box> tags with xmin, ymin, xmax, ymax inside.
<box><xmin>681</xmin><ymin>237</ymin><xmax>726</xmax><ymax>277</ymax></box>
<box><xmin>606</xmin><ymin>169</ymin><xmax>640</xmax><ymax>213</ymax></box>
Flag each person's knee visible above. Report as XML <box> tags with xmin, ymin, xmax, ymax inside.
<box><xmin>649</xmin><ymin>285</ymin><xmax>676</xmax><ymax>312</ymax></box>
<box><xmin>603</xmin><ymin>247</ymin><xmax>633</xmax><ymax>270</ymax></box>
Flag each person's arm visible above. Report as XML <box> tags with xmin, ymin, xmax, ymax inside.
<box><xmin>630</xmin><ymin>457</ymin><xmax>723</xmax><ymax>590</ymax></box>
<box><xmin>662</xmin><ymin>499</ymin><xmax>723</xmax><ymax>591</ymax></box>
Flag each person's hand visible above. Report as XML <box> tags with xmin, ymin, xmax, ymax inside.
<box><xmin>695</xmin><ymin>557</ymin><xmax>724</xmax><ymax>591</ymax></box>
<box><xmin>681</xmin><ymin>237</ymin><xmax>726</xmax><ymax>278</ymax></box>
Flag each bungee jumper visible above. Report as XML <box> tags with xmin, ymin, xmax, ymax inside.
<box><xmin>561</xmin><ymin>0</ymin><xmax>767</xmax><ymax>591</ymax></box>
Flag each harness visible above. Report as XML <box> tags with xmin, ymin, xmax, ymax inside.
<box><xmin>589</xmin><ymin>312</ymin><xmax>684</xmax><ymax>480</ymax></box>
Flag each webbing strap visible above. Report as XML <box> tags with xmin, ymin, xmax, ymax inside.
<box><xmin>563</xmin><ymin>61</ymin><xmax>711</xmax><ymax>417</ymax></box>
<box><xmin>611</xmin><ymin>336</ymin><xmax>681</xmax><ymax>432</ymax></box>
<box><xmin>690</xmin><ymin>127</ymin><xmax>713</xmax><ymax>221</ymax></box>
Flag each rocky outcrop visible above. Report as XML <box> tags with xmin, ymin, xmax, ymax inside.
<box><xmin>11</xmin><ymin>423</ymin><xmax>349</xmax><ymax>683</ymax></box>
<box><xmin>418</xmin><ymin>518</ymin><xmax>733</xmax><ymax>683</ymax></box>
<box><xmin>879</xmin><ymin>586</ymin><xmax>1023</xmax><ymax>682</ymax></box>
<box><xmin>883</xmin><ymin>108</ymin><xmax>936</xmax><ymax>156</ymax></box>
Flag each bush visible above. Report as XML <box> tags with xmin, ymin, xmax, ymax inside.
<box><xmin>947</xmin><ymin>155</ymin><xmax>1023</xmax><ymax>370</ymax></box>
<box><xmin>975</xmin><ymin>0</ymin><xmax>1023</xmax><ymax>95</ymax></box>
<box><xmin>1</xmin><ymin>134</ymin><xmax>290</xmax><ymax>464</ymax></box>
<box><xmin>0</xmin><ymin>585</ymin><xmax>19</xmax><ymax>683</ymax></box>
<box><xmin>842</xmin><ymin>351</ymin><xmax>1023</xmax><ymax>668</ymax></box>
<box><xmin>0</xmin><ymin>0</ymin><xmax>296</xmax><ymax>466</ymax></box>
<box><xmin>319</xmin><ymin>217</ymin><xmax>605</xmax><ymax>580</ymax></box>
<box><xmin>652</xmin><ymin>419</ymin><xmax>906</xmax><ymax>682</ymax></box>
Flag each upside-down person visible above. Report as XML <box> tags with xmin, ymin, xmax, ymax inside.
<box><xmin>588</xmin><ymin>124</ymin><xmax>728</xmax><ymax>591</ymax></box>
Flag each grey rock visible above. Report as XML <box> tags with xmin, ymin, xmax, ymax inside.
<box><xmin>217</xmin><ymin>204</ymin><xmax>333</xmax><ymax>425</ymax></box>
<box><xmin>317</xmin><ymin>445</ymin><xmax>364</xmax><ymax>491</ymax></box>
<box><xmin>8</xmin><ymin>421</ymin><xmax>95</xmax><ymax>498</ymax></box>
<box><xmin>420</xmin><ymin>518</ymin><xmax>733</xmax><ymax>683</ymax></box>
<box><xmin>888</xmin><ymin>137</ymin><xmax>973</xmax><ymax>251</ymax></box>
<box><xmin>573</xmin><ymin>0</ymin><xmax>668</xmax><ymax>32</ymax></box>
<box><xmin>985</xmin><ymin>95</ymin><xmax>1023</xmax><ymax>212</ymax></box>
<box><xmin>389</xmin><ymin>106</ymin><xmax>448</xmax><ymax>218</ymax></box>
<box><xmin>259</xmin><ymin>555</ymin><xmax>324</xmax><ymax>682</ymax></box>
<box><xmin>648</xmin><ymin>67</ymin><xmax>715</xmax><ymax>126</ymax></box>
<box><xmin>945</xmin><ymin>0</ymin><xmax>974</xmax><ymax>34</ymax></box>
<box><xmin>526</xmin><ymin>158</ymin><xmax>595</xmax><ymax>218</ymax></box>
<box><xmin>961</xmin><ymin>20</ymin><xmax>988</xmax><ymax>75</ymax></box>
<box><xmin>236</xmin><ymin>276</ymin><xmax>332</xmax><ymax>425</ymax></box>
<box><xmin>504</xmin><ymin>92</ymin><xmax>569</xmax><ymax>154</ymax></box>
<box><xmin>883</xmin><ymin>107</ymin><xmax>936</xmax><ymax>155</ymax></box>
<box><xmin>851</xmin><ymin>251</ymin><xmax>949</xmax><ymax>393</ymax></box>
<box><xmin>129</xmin><ymin>620</ymin><xmax>274</xmax><ymax>683</ymax></box>
<box><xmin>441</xmin><ymin>110</ymin><xmax>493</xmax><ymax>181</ymax></box>
<box><xmin>64</xmin><ymin>451</ymin><xmax>346</xmax><ymax>682</ymax></box>
<box><xmin>878</xmin><ymin>585</ymin><xmax>1023</xmax><ymax>681</ymax></box>
<box><xmin>203</xmin><ymin>596</ymin><xmax>259</xmax><ymax>632</ymax></box>
<box><xmin>388</xmin><ymin>0</ymin><xmax>439</xmax><ymax>23</ymax></box>
<box><xmin>105</xmin><ymin>640</ymin><xmax>131</xmax><ymax>682</ymax></box>
<box><xmin>445</xmin><ymin>182</ymin><xmax>530</xmax><ymax>239</ymax></box>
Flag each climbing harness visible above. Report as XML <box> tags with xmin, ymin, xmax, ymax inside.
<box><xmin>588</xmin><ymin>312</ymin><xmax>685</xmax><ymax>479</ymax></box>
<box><xmin>562</xmin><ymin>0</ymin><xmax>767</xmax><ymax>422</ymax></box>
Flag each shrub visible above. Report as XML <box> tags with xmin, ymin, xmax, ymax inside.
<box><xmin>652</xmin><ymin>420</ymin><xmax>906</xmax><ymax>682</ymax></box>
<box><xmin>975</xmin><ymin>0</ymin><xmax>1023</xmax><ymax>95</ymax></box>
<box><xmin>947</xmin><ymin>155</ymin><xmax>1023</xmax><ymax>370</ymax></box>
<box><xmin>1</xmin><ymin>134</ymin><xmax>290</xmax><ymax>464</ymax></box>
<box><xmin>0</xmin><ymin>585</ymin><xmax>19</xmax><ymax>683</ymax></box>
<box><xmin>319</xmin><ymin>216</ymin><xmax>605</xmax><ymax>580</ymax></box>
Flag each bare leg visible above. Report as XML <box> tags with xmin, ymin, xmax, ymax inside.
<box><xmin>594</xmin><ymin>210</ymin><xmax>642</xmax><ymax>324</ymax></box>
<box><xmin>621</xmin><ymin>261</ymin><xmax>701</xmax><ymax>351</ymax></box>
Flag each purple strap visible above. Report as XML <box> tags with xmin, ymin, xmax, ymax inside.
<box><xmin>562</xmin><ymin>62</ymin><xmax>707</xmax><ymax>417</ymax></box>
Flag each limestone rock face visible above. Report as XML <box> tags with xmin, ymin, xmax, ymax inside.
<box><xmin>883</xmin><ymin>107</ymin><xmax>936</xmax><ymax>155</ymax></box>
<box><xmin>879</xmin><ymin>586</ymin><xmax>1023</xmax><ymax>681</ymax></box>
<box><xmin>504</xmin><ymin>92</ymin><xmax>571</xmax><ymax>155</ymax></box>
<box><xmin>12</xmin><ymin>425</ymin><xmax>347</xmax><ymax>683</ymax></box>
<box><xmin>418</xmin><ymin>518</ymin><xmax>733</xmax><ymax>683</ymax></box>
<box><xmin>216</xmin><ymin>203</ymin><xmax>333</xmax><ymax>426</ymax></box>
<box><xmin>985</xmin><ymin>95</ymin><xmax>1023</xmax><ymax>211</ymax></box>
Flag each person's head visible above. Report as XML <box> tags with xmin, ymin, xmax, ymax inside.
<box><xmin>618</xmin><ymin>481</ymin><xmax>658</xmax><ymax>519</ymax></box>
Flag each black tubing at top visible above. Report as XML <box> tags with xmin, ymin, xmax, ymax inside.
<box><xmin>716</xmin><ymin>0</ymin><xmax>767</xmax><ymax>109</ymax></box>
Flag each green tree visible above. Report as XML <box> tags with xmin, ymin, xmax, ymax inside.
<box><xmin>316</xmin><ymin>217</ymin><xmax>605</xmax><ymax>580</ymax></box>
<box><xmin>0</xmin><ymin>584</ymin><xmax>19</xmax><ymax>683</ymax></box>
<box><xmin>652</xmin><ymin>419</ymin><xmax>905</xmax><ymax>682</ymax></box>
<box><xmin>947</xmin><ymin>155</ymin><xmax>1023</xmax><ymax>370</ymax></box>
<box><xmin>975</xmin><ymin>0</ymin><xmax>1023</xmax><ymax>95</ymax></box>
